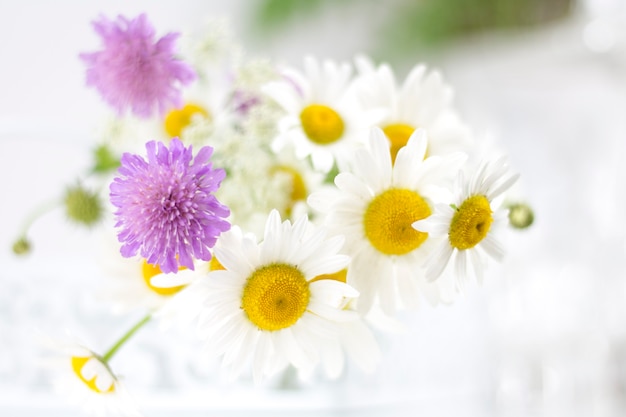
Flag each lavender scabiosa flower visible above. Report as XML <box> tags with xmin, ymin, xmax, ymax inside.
<box><xmin>110</xmin><ymin>138</ymin><xmax>230</xmax><ymax>273</ymax></box>
<box><xmin>80</xmin><ymin>13</ymin><xmax>196</xmax><ymax>118</ymax></box>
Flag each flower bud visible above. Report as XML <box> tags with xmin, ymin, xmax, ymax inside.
<box><xmin>12</xmin><ymin>237</ymin><xmax>31</xmax><ymax>255</ymax></box>
<box><xmin>508</xmin><ymin>203</ymin><xmax>534</xmax><ymax>229</ymax></box>
<box><xmin>64</xmin><ymin>185</ymin><xmax>103</xmax><ymax>226</ymax></box>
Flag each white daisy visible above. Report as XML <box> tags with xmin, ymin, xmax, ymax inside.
<box><xmin>413</xmin><ymin>157</ymin><xmax>519</xmax><ymax>288</ymax></box>
<box><xmin>263</xmin><ymin>56</ymin><xmax>376</xmax><ymax>172</ymax></box>
<box><xmin>152</xmin><ymin>228</ymin><xmax>255</xmax><ymax>330</ymax></box>
<box><xmin>309</xmin><ymin>127</ymin><xmax>466</xmax><ymax>316</ymax></box>
<box><xmin>267</xmin><ymin>145</ymin><xmax>327</xmax><ymax>221</ymax></box>
<box><xmin>193</xmin><ymin>211</ymin><xmax>379</xmax><ymax>381</ymax></box>
<box><xmin>352</xmin><ymin>59</ymin><xmax>473</xmax><ymax>164</ymax></box>
<box><xmin>42</xmin><ymin>338</ymin><xmax>141</xmax><ymax>417</ymax></box>
<box><xmin>97</xmin><ymin>230</ymin><xmax>206</xmax><ymax>315</ymax></box>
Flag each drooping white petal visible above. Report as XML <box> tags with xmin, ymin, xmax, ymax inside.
<box><xmin>480</xmin><ymin>234</ymin><xmax>506</xmax><ymax>261</ymax></box>
<box><xmin>487</xmin><ymin>172</ymin><xmax>520</xmax><ymax>201</ymax></box>
<box><xmin>339</xmin><ymin>321</ymin><xmax>381</xmax><ymax>374</ymax></box>
<box><xmin>321</xmin><ymin>338</ymin><xmax>345</xmax><ymax>379</ymax></box>
<box><xmin>425</xmin><ymin>240</ymin><xmax>454</xmax><ymax>282</ymax></box>
<box><xmin>455</xmin><ymin>249</ymin><xmax>468</xmax><ymax>283</ymax></box>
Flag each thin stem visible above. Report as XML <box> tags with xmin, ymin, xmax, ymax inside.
<box><xmin>102</xmin><ymin>314</ymin><xmax>151</xmax><ymax>363</ymax></box>
<box><xmin>17</xmin><ymin>197</ymin><xmax>62</xmax><ymax>237</ymax></box>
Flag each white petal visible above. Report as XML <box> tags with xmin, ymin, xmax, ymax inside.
<box><xmin>276</xmin><ymin>328</ymin><xmax>312</xmax><ymax>371</ymax></box>
<box><xmin>310</xmin><ymin>279</ymin><xmax>359</xmax><ymax>302</ymax></box>
<box><xmin>80</xmin><ymin>358</ymin><xmax>99</xmax><ymax>381</ymax></box>
<box><xmin>307</xmin><ymin>188</ymin><xmax>342</xmax><ymax>212</ymax></box>
<box><xmin>455</xmin><ymin>249</ymin><xmax>468</xmax><ymax>283</ymax></box>
<box><xmin>301</xmin><ymin>254</ymin><xmax>351</xmax><ymax>279</ymax></box>
<box><xmin>214</xmin><ymin>246</ymin><xmax>254</xmax><ymax>279</ymax></box>
<box><xmin>204</xmin><ymin>315</ymin><xmax>247</xmax><ymax>356</ymax></box>
<box><xmin>425</xmin><ymin>241</ymin><xmax>454</xmax><ymax>282</ymax></box>
<box><xmin>308</xmin><ymin>300</ymin><xmax>358</xmax><ymax>322</ymax></box>
<box><xmin>263</xmin><ymin>81</ymin><xmax>302</xmax><ymax>113</ymax></box>
<box><xmin>480</xmin><ymin>234</ymin><xmax>505</xmax><ymax>261</ymax></box>
<box><xmin>352</xmin><ymin>148</ymin><xmax>380</xmax><ymax>191</ymax></box>
<box><xmin>487</xmin><ymin>172</ymin><xmax>520</xmax><ymax>201</ymax></box>
<box><xmin>395</xmin><ymin>265</ymin><xmax>420</xmax><ymax>310</ymax></box>
<box><xmin>377</xmin><ymin>269</ymin><xmax>398</xmax><ymax>316</ymax></box>
<box><xmin>298</xmin><ymin>313</ymin><xmax>336</xmax><ymax>339</ymax></box>
<box><xmin>150</xmin><ymin>269</ymin><xmax>198</xmax><ymax>288</ymax></box>
<box><xmin>413</xmin><ymin>216</ymin><xmax>448</xmax><ymax>236</ymax></box>
<box><xmin>334</xmin><ymin>173</ymin><xmax>373</xmax><ymax>200</ymax></box>
<box><xmin>252</xmin><ymin>334</ymin><xmax>273</xmax><ymax>382</ymax></box>
<box><xmin>340</xmin><ymin>321</ymin><xmax>381</xmax><ymax>373</ymax></box>
<box><xmin>222</xmin><ymin>322</ymin><xmax>252</xmax><ymax>367</ymax></box>
<box><xmin>322</xmin><ymin>339</ymin><xmax>345</xmax><ymax>379</ymax></box>
<box><xmin>94</xmin><ymin>370</ymin><xmax>114</xmax><ymax>392</ymax></box>
<box><xmin>469</xmin><ymin>248</ymin><xmax>485</xmax><ymax>285</ymax></box>
<box><xmin>369</xmin><ymin>127</ymin><xmax>393</xmax><ymax>186</ymax></box>
<box><xmin>310</xmin><ymin>148</ymin><xmax>335</xmax><ymax>173</ymax></box>
<box><xmin>290</xmin><ymin>228</ymin><xmax>331</xmax><ymax>265</ymax></box>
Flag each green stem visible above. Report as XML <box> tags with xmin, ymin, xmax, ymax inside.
<box><xmin>18</xmin><ymin>197</ymin><xmax>62</xmax><ymax>237</ymax></box>
<box><xmin>102</xmin><ymin>314</ymin><xmax>151</xmax><ymax>363</ymax></box>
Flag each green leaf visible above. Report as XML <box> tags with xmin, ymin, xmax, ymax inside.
<box><xmin>92</xmin><ymin>144</ymin><xmax>120</xmax><ymax>174</ymax></box>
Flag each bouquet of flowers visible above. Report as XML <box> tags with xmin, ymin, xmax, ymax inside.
<box><xmin>15</xmin><ymin>12</ymin><xmax>533</xmax><ymax>416</ymax></box>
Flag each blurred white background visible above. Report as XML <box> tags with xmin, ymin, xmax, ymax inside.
<box><xmin>1</xmin><ymin>0</ymin><xmax>626</xmax><ymax>416</ymax></box>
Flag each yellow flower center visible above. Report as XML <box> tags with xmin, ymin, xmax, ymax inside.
<box><xmin>71</xmin><ymin>356</ymin><xmax>114</xmax><ymax>394</ymax></box>
<box><xmin>310</xmin><ymin>268</ymin><xmax>347</xmax><ymax>284</ymax></box>
<box><xmin>241</xmin><ymin>263</ymin><xmax>310</xmax><ymax>331</ymax></box>
<box><xmin>164</xmin><ymin>103</ymin><xmax>210</xmax><ymax>138</ymax></box>
<box><xmin>141</xmin><ymin>260</ymin><xmax>186</xmax><ymax>296</ymax></box>
<box><xmin>300</xmin><ymin>104</ymin><xmax>345</xmax><ymax>145</ymax></box>
<box><xmin>364</xmin><ymin>188</ymin><xmax>431</xmax><ymax>255</ymax></box>
<box><xmin>448</xmin><ymin>195</ymin><xmax>493</xmax><ymax>250</ymax></box>
<box><xmin>209</xmin><ymin>255</ymin><xmax>225</xmax><ymax>271</ymax></box>
<box><xmin>270</xmin><ymin>165</ymin><xmax>307</xmax><ymax>216</ymax></box>
<box><xmin>382</xmin><ymin>123</ymin><xmax>415</xmax><ymax>164</ymax></box>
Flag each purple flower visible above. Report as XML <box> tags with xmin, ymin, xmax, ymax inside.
<box><xmin>80</xmin><ymin>13</ymin><xmax>196</xmax><ymax>118</ymax></box>
<box><xmin>110</xmin><ymin>138</ymin><xmax>230</xmax><ymax>273</ymax></box>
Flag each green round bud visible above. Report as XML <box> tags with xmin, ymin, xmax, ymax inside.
<box><xmin>508</xmin><ymin>203</ymin><xmax>534</xmax><ymax>229</ymax></box>
<box><xmin>64</xmin><ymin>185</ymin><xmax>103</xmax><ymax>226</ymax></box>
<box><xmin>12</xmin><ymin>237</ymin><xmax>31</xmax><ymax>255</ymax></box>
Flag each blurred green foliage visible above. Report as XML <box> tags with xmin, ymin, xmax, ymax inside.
<box><xmin>249</xmin><ymin>0</ymin><xmax>572</xmax><ymax>58</ymax></box>
<box><xmin>252</xmin><ymin>0</ymin><xmax>328</xmax><ymax>29</ymax></box>
<box><xmin>384</xmin><ymin>0</ymin><xmax>573</xmax><ymax>45</ymax></box>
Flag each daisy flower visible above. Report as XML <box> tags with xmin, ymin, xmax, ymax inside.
<box><xmin>413</xmin><ymin>157</ymin><xmax>519</xmax><ymax>287</ymax></box>
<box><xmin>97</xmin><ymin>229</ymin><xmax>208</xmax><ymax>315</ymax></box>
<box><xmin>352</xmin><ymin>59</ymin><xmax>472</xmax><ymax>164</ymax></box>
<box><xmin>267</xmin><ymin>146</ymin><xmax>326</xmax><ymax>220</ymax></box>
<box><xmin>43</xmin><ymin>338</ymin><xmax>141</xmax><ymax>417</ymax></box>
<box><xmin>263</xmin><ymin>56</ymin><xmax>375</xmax><ymax>172</ymax></box>
<box><xmin>80</xmin><ymin>13</ymin><xmax>196</xmax><ymax>118</ymax></box>
<box><xmin>309</xmin><ymin>127</ymin><xmax>465</xmax><ymax>316</ymax></box>
<box><xmin>109</xmin><ymin>138</ymin><xmax>230</xmax><ymax>274</ymax></box>
<box><xmin>194</xmin><ymin>211</ymin><xmax>378</xmax><ymax>381</ymax></box>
